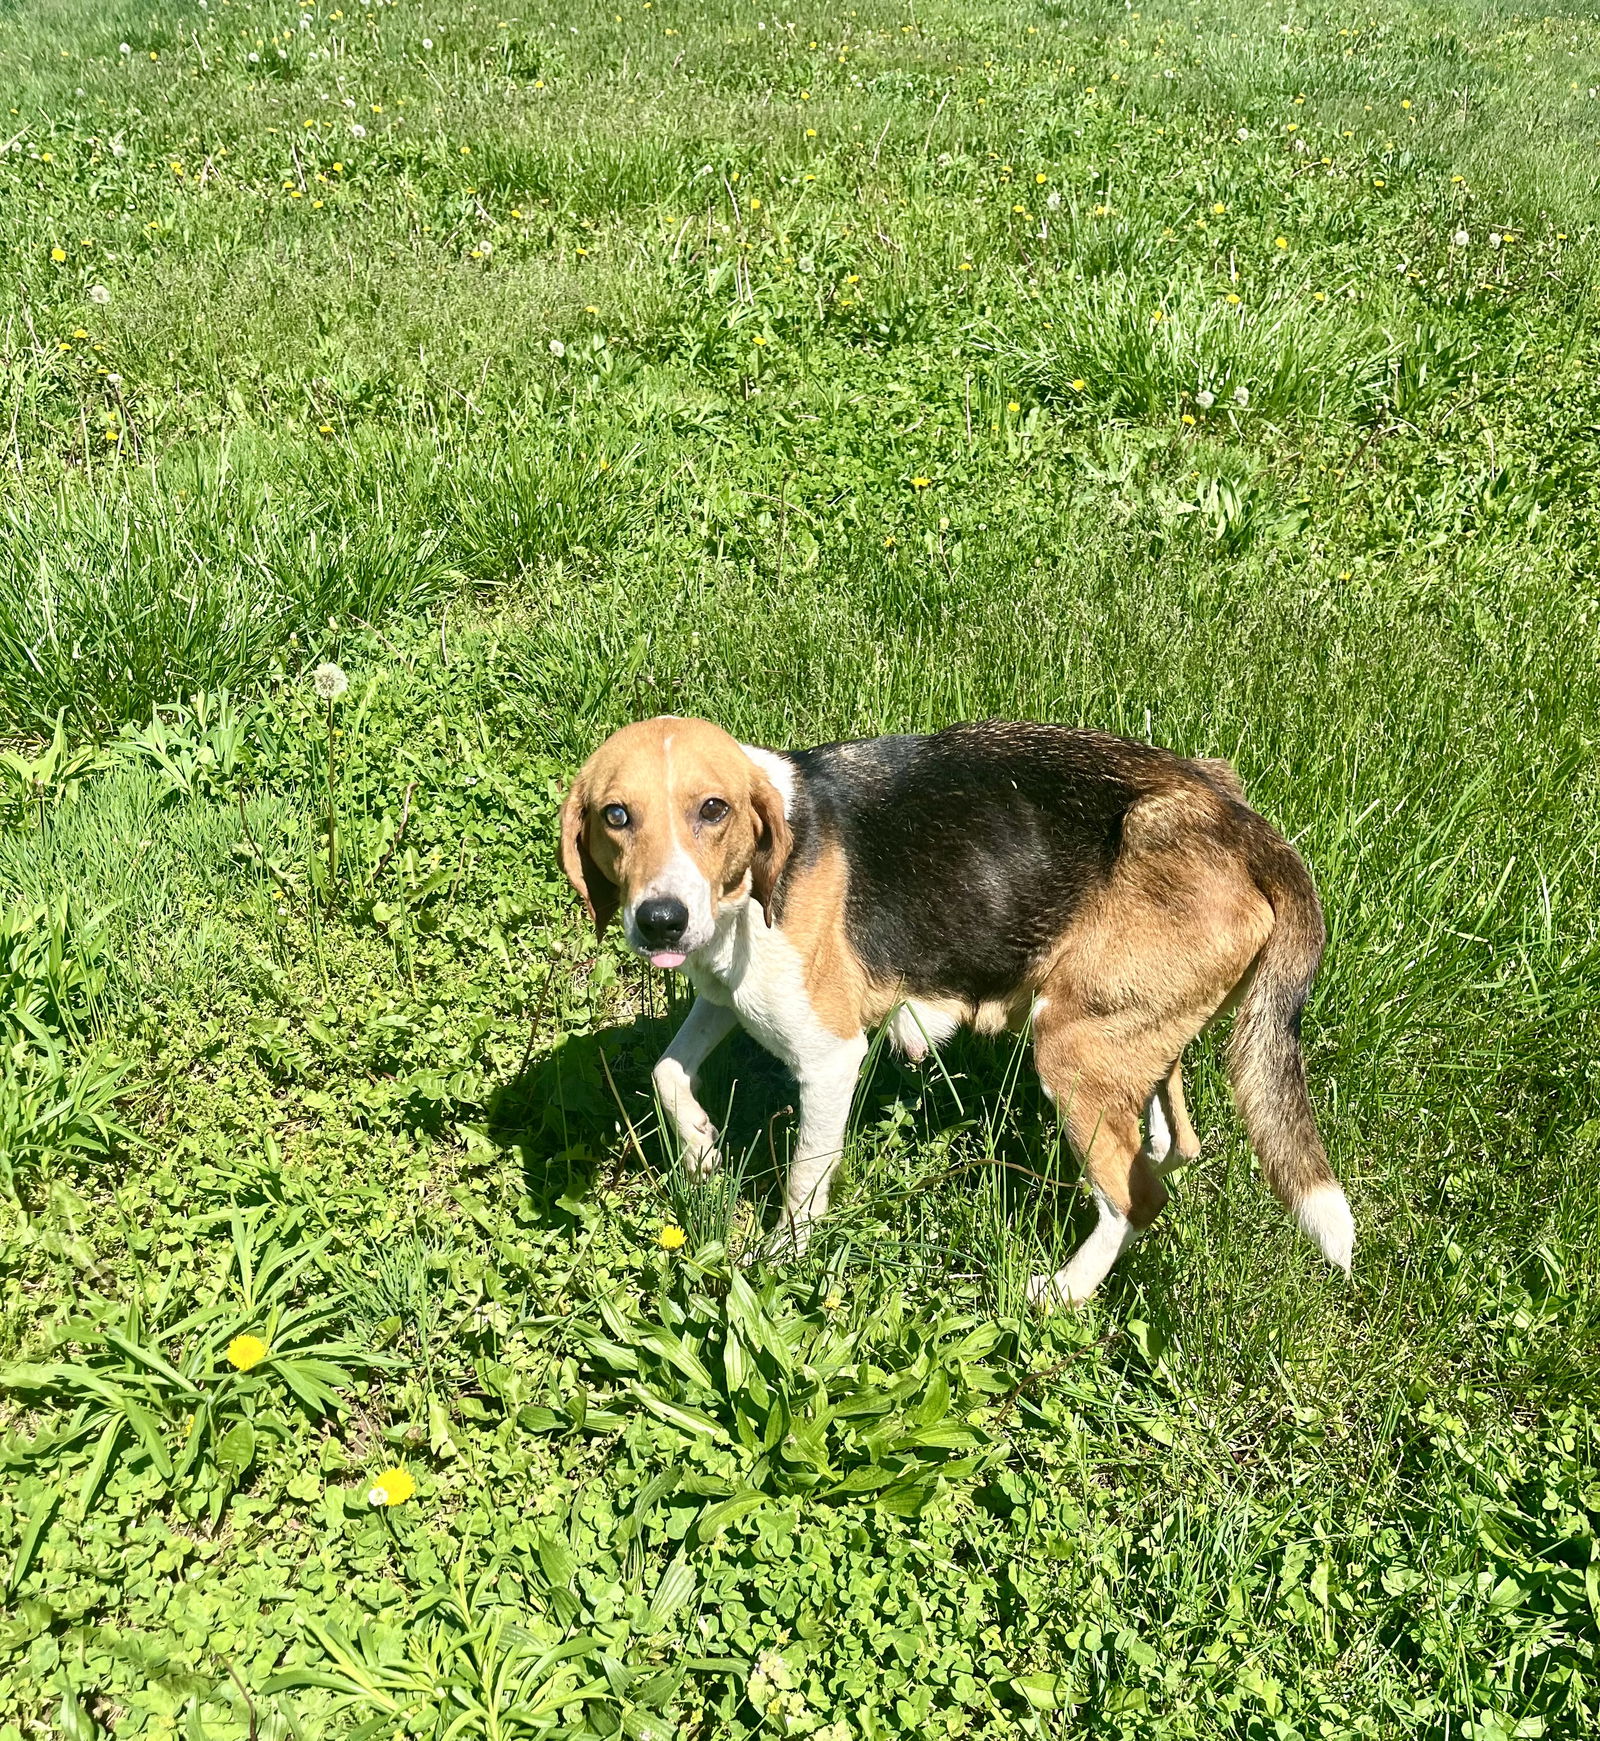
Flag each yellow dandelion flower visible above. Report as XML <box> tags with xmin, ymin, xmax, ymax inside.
<box><xmin>1225</xmin><ymin>292</ymin><xmax>1241</xmax><ymax>305</ymax></box>
<box><xmin>1400</xmin><ymin>99</ymin><xmax>1412</xmax><ymax>110</ymax></box>
<box><xmin>751</xmin><ymin>334</ymin><xmax>768</xmax><ymax>346</ymax></box>
<box><xmin>1151</xmin><ymin>308</ymin><xmax>1166</xmax><ymax>322</ymax></box>
<box><xmin>227</xmin><ymin>1334</ymin><xmax>269</xmax><ymax>1370</ymax></box>
<box><xmin>804</xmin><ymin>128</ymin><xmax>817</xmax><ymax>137</ymax></box>
<box><xmin>1274</xmin><ymin>235</ymin><xmax>1288</xmax><ymax>249</ymax></box>
<box><xmin>1182</xmin><ymin>413</ymin><xmax>1196</xmax><ymax>425</ymax></box>
<box><xmin>1007</xmin><ymin>400</ymin><xmax>1021</xmax><ymax>412</ymax></box>
<box><xmin>1069</xmin><ymin>378</ymin><xmax>1086</xmax><ymax>390</ymax></box>
<box><xmin>958</xmin><ymin>261</ymin><xmax>973</xmax><ymax>271</ymax></box>
<box><xmin>366</xmin><ymin>1466</ymin><xmax>416</xmax><ymax>1506</ymax></box>
<box><xmin>50</xmin><ymin>246</ymin><xmax>66</xmax><ymax>262</ymax></box>
<box><xmin>911</xmin><ymin>476</ymin><xmax>931</xmax><ymax>489</ymax></box>
<box><xmin>1212</xmin><ymin>202</ymin><xmax>1226</xmax><ymax>214</ymax></box>
<box><xmin>658</xmin><ymin>1224</ymin><xmax>687</xmax><ymax>1250</ymax></box>
<box><xmin>823</xmin><ymin>1292</ymin><xmax>844</xmax><ymax>1310</ymax></box>
<box><xmin>1035</xmin><ymin>172</ymin><xmax>1047</xmax><ymax>184</ymax></box>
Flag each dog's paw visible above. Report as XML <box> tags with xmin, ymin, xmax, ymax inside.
<box><xmin>739</xmin><ymin>1218</ymin><xmax>810</xmax><ymax>1267</ymax></box>
<box><xmin>680</xmin><ymin>1140</ymin><xmax>722</xmax><ymax>1183</ymax></box>
<box><xmin>1026</xmin><ymin>1271</ymin><xmax>1093</xmax><ymax>1313</ymax></box>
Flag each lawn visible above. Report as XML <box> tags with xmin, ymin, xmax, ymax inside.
<box><xmin>2</xmin><ymin>0</ymin><xmax>1599</xmax><ymax>1734</ymax></box>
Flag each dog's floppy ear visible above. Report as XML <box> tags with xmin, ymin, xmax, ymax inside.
<box><xmin>748</xmin><ymin>773</ymin><xmax>792</xmax><ymax>928</ymax></box>
<box><xmin>559</xmin><ymin>774</ymin><xmax>620</xmax><ymax>936</ymax></box>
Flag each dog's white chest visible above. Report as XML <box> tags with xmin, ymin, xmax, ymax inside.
<box><xmin>686</xmin><ymin>906</ymin><xmax>838</xmax><ymax>1076</ymax></box>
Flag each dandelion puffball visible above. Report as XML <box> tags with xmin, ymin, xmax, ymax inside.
<box><xmin>311</xmin><ymin>661</ymin><xmax>349</xmax><ymax>701</ymax></box>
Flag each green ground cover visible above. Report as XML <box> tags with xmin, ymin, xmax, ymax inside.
<box><xmin>2</xmin><ymin>0</ymin><xmax>1599</xmax><ymax>1734</ymax></box>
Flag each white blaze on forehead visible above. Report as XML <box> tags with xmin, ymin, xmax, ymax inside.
<box><xmin>661</xmin><ymin>731</ymin><xmax>681</xmax><ymax>844</ymax></box>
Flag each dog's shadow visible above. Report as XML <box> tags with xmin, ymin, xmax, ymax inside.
<box><xmin>484</xmin><ymin>1010</ymin><xmax>798</xmax><ymax>1220</ymax></box>
<box><xmin>483</xmin><ymin>1004</ymin><xmax>1077</xmax><ymax>1248</ymax></box>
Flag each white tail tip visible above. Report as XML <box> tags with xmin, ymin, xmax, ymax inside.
<box><xmin>1295</xmin><ymin>1182</ymin><xmax>1354</xmax><ymax>1275</ymax></box>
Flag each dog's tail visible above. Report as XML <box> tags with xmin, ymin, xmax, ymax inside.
<box><xmin>1225</xmin><ymin>824</ymin><xmax>1353</xmax><ymax>1274</ymax></box>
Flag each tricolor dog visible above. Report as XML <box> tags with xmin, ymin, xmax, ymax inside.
<box><xmin>559</xmin><ymin>716</ymin><xmax>1352</xmax><ymax>1305</ymax></box>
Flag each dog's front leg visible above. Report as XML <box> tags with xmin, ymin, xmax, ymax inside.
<box><xmin>652</xmin><ymin>996</ymin><xmax>739</xmax><ymax>1179</ymax></box>
<box><xmin>779</xmin><ymin>1033</ymin><xmax>869</xmax><ymax>1255</ymax></box>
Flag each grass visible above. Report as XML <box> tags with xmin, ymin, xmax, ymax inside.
<box><xmin>1</xmin><ymin>0</ymin><xmax>1599</xmax><ymax>1734</ymax></box>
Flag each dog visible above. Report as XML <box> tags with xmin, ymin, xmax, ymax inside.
<box><xmin>559</xmin><ymin>716</ymin><xmax>1352</xmax><ymax>1304</ymax></box>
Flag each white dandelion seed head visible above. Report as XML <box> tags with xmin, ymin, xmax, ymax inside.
<box><xmin>1452</xmin><ymin>229</ymin><xmax>1470</xmax><ymax>247</ymax></box>
<box><xmin>1487</xmin><ymin>231</ymin><xmax>1502</xmax><ymax>248</ymax></box>
<box><xmin>119</xmin><ymin>42</ymin><xmax>131</xmax><ymax>54</ymax></box>
<box><xmin>312</xmin><ymin>661</ymin><xmax>349</xmax><ymax>701</ymax></box>
<box><xmin>1236</xmin><ymin>127</ymin><xmax>1250</xmax><ymax>141</ymax></box>
<box><xmin>87</xmin><ymin>283</ymin><xmax>111</xmax><ymax>304</ymax></box>
<box><xmin>350</xmin><ymin>122</ymin><xmax>366</xmax><ymax>138</ymax></box>
<box><xmin>548</xmin><ymin>338</ymin><xmax>566</xmax><ymax>357</ymax></box>
<box><xmin>105</xmin><ymin>372</ymin><xmax>122</xmax><ymax>387</ymax></box>
<box><xmin>422</xmin><ymin>38</ymin><xmax>433</xmax><ymax>49</ymax></box>
<box><xmin>1233</xmin><ymin>385</ymin><xmax>1250</xmax><ymax>406</ymax></box>
<box><xmin>1195</xmin><ymin>390</ymin><xmax>1216</xmax><ymax>409</ymax></box>
<box><xmin>797</xmin><ymin>254</ymin><xmax>815</xmax><ymax>273</ymax></box>
<box><xmin>366</xmin><ymin>1486</ymin><xmax>386</xmax><ymax>1506</ymax></box>
<box><xmin>1045</xmin><ymin>190</ymin><xmax>1062</xmax><ymax>209</ymax></box>
<box><xmin>247</xmin><ymin>51</ymin><xmax>258</xmax><ymax>62</ymax></box>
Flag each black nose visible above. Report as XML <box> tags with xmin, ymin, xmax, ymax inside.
<box><xmin>635</xmin><ymin>896</ymin><xmax>689</xmax><ymax>947</ymax></box>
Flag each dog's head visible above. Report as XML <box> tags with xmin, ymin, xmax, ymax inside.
<box><xmin>560</xmin><ymin>717</ymin><xmax>792</xmax><ymax>967</ymax></box>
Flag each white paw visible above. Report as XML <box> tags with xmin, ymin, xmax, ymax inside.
<box><xmin>740</xmin><ymin>1218</ymin><xmax>810</xmax><ymax>1267</ymax></box>
<box><xmin>1026</xmin><ymin>1270</ymin><xmax>1093</xmax><ymax>1313</ymax></box>
<box><xmin>680</xmin><ymin>1139</ymin><xmax>722</xmax><ymax>1182</ymax></box>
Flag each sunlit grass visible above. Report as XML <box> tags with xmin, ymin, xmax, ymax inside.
<box><xmin>1</xmin><ymin>0</ymin><xmax>1598</xmax><ymax>1735</ymax></box>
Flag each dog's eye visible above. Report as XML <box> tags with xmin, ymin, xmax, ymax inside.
<box><xmin>699</xmin><ymin>797</ymin><xmax>730</xmax><ymax>825</ymax></box>
<box><xmin>601</xmin><ymin>803</ymin><xmax>630</xmax><ymax>829</ymax></box>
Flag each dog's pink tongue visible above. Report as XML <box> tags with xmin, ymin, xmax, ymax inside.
<box><xmin>649</xmin><ymin>951</ymin><xmax>687</xmax><ymax>970</ymax></box>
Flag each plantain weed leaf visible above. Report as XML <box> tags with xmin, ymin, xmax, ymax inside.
<box><xmin>641</xmin><ymin>1552</ymin><xmax>696</xmax><ymax>1634</ymax></box>
<box><xmin>8</xmin><ymin>1485</ymin><xmax>61</xmax><ymax>1596</ymax></box>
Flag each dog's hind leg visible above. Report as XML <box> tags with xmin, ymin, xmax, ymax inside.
<box><xmin>1154</xmin><ymin>1058</ymin><xmax>1202</xmax><ymax>1174</ymax></box>
<box><xmin>1027</xmin><ymin>1018</ymin><xmax>1171</xmax><ymax>1308</ymax></box>
<box><xmin>652</xmin><ymin>996</ymin><xmax>739</xmax><ymax>1180</ymax></box>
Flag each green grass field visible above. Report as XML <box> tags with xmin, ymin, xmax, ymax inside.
<box><xmin>3</xmin><ymin>0</ymin><xmax>1599</xmax><ymax>1733</ymax></box>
